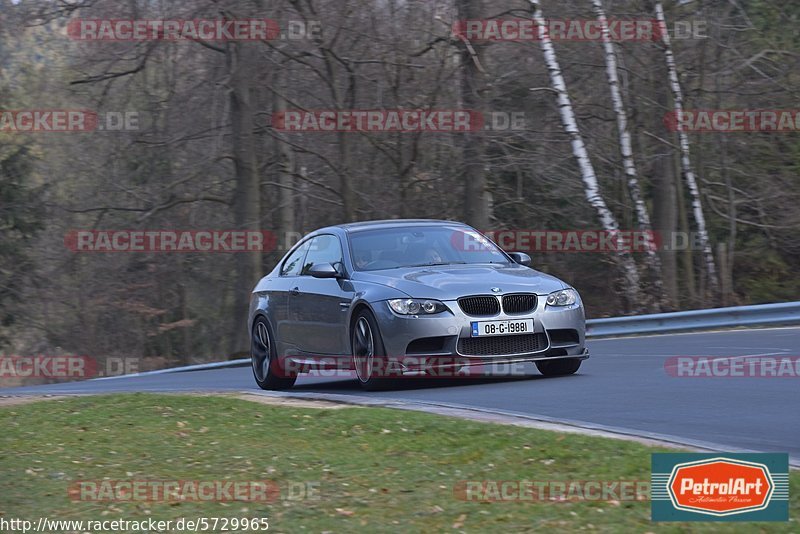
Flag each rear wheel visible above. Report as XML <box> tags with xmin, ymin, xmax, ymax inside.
<box><xmin>536</xmin><ymin>358</ymin><xmax>582</xmax><ymax>377</ymax></box>
<box><xmin>251</xmin><ymin>316</ymin><xmax>296</xmax><ymax>390</ymax></box>
<box><xmin>352</xmin><ymin>309</ymin><xmax>392</xmax><ymax>391</ymax></box>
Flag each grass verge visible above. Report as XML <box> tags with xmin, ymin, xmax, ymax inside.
<box><xmin>0</xmin><ymin>393</ymin><xmax>797</xmax><ymax>532</ymax></box>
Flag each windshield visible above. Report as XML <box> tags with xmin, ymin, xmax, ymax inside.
<box><xmin>349</xmin><ymin>226</ymin><xmax>509</xmax><ymax>271</ymax></box>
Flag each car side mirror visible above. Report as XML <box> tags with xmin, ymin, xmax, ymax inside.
<box><xmin>507</xmin><ymin>252</ymin><xmax>531</xmax><ymax>266</ymax></box>
<box><xmin>308</xmin><ymin>262</ymin><xmax>341</xmax><ymax>279</ymax></box>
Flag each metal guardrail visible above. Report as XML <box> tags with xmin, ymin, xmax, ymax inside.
<box><xmin>586</xmin><ymin>301</ymin><xmax>800</xmax><ymax>338</ymax></box>
<box><xmin>103</xmin><ymin>302</ymin><xmax>800</xmax><ymax>379</ymax></box>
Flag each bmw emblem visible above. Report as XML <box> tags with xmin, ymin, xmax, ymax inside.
<box><xmin>491</xmin><ymin>287</ymin><xmax>501</xmax><ymax>293</ymax></box>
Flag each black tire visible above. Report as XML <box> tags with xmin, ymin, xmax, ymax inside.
<box><xmin>535</xmin><ymin>358</ymin><xmax>582</xmax><ymax>377</ymax></box>
<box><xmin>351</xmin><ymin>309</ymin><xmax>393</xmax><ymax>391</ymax></box>
<box><xmin>251</xmin><ymin>316</ymin><xmax>297</xmax><ymax>390</ymax></box>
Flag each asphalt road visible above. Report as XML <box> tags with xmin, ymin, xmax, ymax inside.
<box><xmin>4</xmin><ymin>328</ymin><xmax>799</xmax><ymax>464</ymax></box>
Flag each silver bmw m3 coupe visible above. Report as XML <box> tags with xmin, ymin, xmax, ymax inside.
<box><xmin>248</xmin><ymin>219</ymin><xmax>589</xmax><ymax>390</ymax></box>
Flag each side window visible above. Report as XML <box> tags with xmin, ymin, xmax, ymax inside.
<box><xmin>301</xmin><ymin>235</ymin><xmax>343</xmax><ymax>275</ymax></box>
<box><xmin>280</xmin><ymin>241</ymin><xmax>310</xmax><ymax>276</ymax></box>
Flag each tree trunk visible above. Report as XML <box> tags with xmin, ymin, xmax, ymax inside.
<box><xmin>228</xmin><ymin>42</ymin><xmax>262</xmax><ymax>355</ymax></box>
<box><xmin>529</xmin><ymin>0</ymin><xmax>642</xmax><ymax>309</ymax></box>
<box><xmin>456</xmin><ymin>0</ymin><xmax>490</xmax><ymax>229</ymax></box>
<box><xmin>655</xmin><ymin>1</ymin><xmax>719</xmax><ymax>298</ymax></box>
<box><xmin>651</xmin><ymin>81</ymin><xmax>679</xmax><ymax>309</ymax></box>
<box><xmin>717</xmin><ymin>242</ymin><xmax>731</xmax><ymax>306</ymax></box>
<box><xmin>272</xmin><ymin>70</ymin><xmax>296</xmax><ymax>255</ymax></box>
<box><xmin>675</xmin><ymin>147</ymin><xmax>696</xmax><ymax>303</ymax></box>
<box><xmin>591</xmin><ymin>0</ymin><xmax>664</xmax><ymax>309</ymax></box>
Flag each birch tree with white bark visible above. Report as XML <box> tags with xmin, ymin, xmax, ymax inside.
<box><xmin>655</xmin><ymin>1</ymin><xmax>719</xmax><ymax>295</ymax></box>
<box><xmin>528</xmin><ymin>0</ymin><xmax>642</xmax><ymax>308</ymax></box>
<box><xmin>591</xmin><ymin>0</ymin><xmax>665</xmax><ymax>308</ymax></box>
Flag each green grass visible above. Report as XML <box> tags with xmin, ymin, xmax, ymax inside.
<box><xmin>0</xmin><ymin>394</ymin><xmax>797</xmax><ymax>533</ymax></box>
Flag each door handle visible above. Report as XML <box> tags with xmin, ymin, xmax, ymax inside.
<box><xmin>290</xmin><ymin>287</ymin><xmax>300</xmax><ymax>296</ymax></box>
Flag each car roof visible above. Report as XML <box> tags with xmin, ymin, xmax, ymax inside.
<box><xmin>336</xmin><ymin>219</ymin><xmax>468</xmax><ymax>233</ymax></box>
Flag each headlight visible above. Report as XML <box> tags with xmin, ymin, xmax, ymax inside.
<box><xmin>545</xmin><ymin>288</ymin><xmax>578</xmax><ymax>307</ymax></box>
<box><xmin>388</xmin><ymin>299</ymin><xmax>447</xmax><ymax>315</ymax></box>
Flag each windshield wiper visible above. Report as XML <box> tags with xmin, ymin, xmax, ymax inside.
<box><xmin>407</xmin><ymin>261</ymin><xmax>467</xmax><ymax>267</ymax></box>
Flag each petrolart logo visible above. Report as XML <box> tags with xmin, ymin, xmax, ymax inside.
<box><xmin>651</xmin><ymin>453</ymin><xmax>789</xmax><ymax>521</ymax></box>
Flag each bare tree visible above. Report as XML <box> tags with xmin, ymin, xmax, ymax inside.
<box><xmin>455</xmin><ymin>0</ymin><xmax>491</xmax><ymax>228</ymax></box>
<box><xmin>528</xmin><ymin>0</ymin><xmax>642</xmax><ymax>308</ymax></box>
<box><xmin>272</xmin><ymin>67</ymin><xmax>296</xmax><ymax>253</ymax></box>
<box><xmin>214</xmin><ymin>20</ymin><xmax>267</xmax><ymax>352</ymax></box>
<box><xmin>590</xmin><ymin>0</ymin><xmax>664</xmax><ymax>308</ymax></box>
<box><xmin>655</xmin><ymin>1</ymin><xmax>719</xmax><ymax>296</ymax></box>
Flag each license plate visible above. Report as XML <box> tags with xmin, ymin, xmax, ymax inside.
<box><xmin>471</xmin><ymin>319</ymin><xmax>534</xmax><ymax>337</ymax></box>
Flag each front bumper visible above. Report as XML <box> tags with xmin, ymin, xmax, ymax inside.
<box><xmin>372</xmin><ymin>298</ymin><xmax>587</xmax><ymax>370</ymax></box>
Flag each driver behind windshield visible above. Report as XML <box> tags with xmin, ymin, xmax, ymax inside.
<box><xmin>423</xmin><ymin>247</ymin><xmax>443</xmax><ymax>264</ymax></box>
<box><xmin>354</xmin><ymin>251</ymin><xmax>371</xmax><ymax>269</ymax></box>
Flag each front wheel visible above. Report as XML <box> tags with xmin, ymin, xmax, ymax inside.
<box><xmin>351</xmin><ymin>309</ymin><xmax>393</xmax><ymax>391</ymax></box>
<box><xmin>251</xmin><ymin>316</ymin><xmax>296</xmax><ymax>390</ymax></box>
<box><xmin>536</xmin><ymin>358</ymin><xmax>582</xmax><ymax>377</ymax></box>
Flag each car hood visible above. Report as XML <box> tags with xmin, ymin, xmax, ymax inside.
<box><xmin>352</xmin><ymin>263</ymin><xmax>568</xmax><ymax>300</ymax></box>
